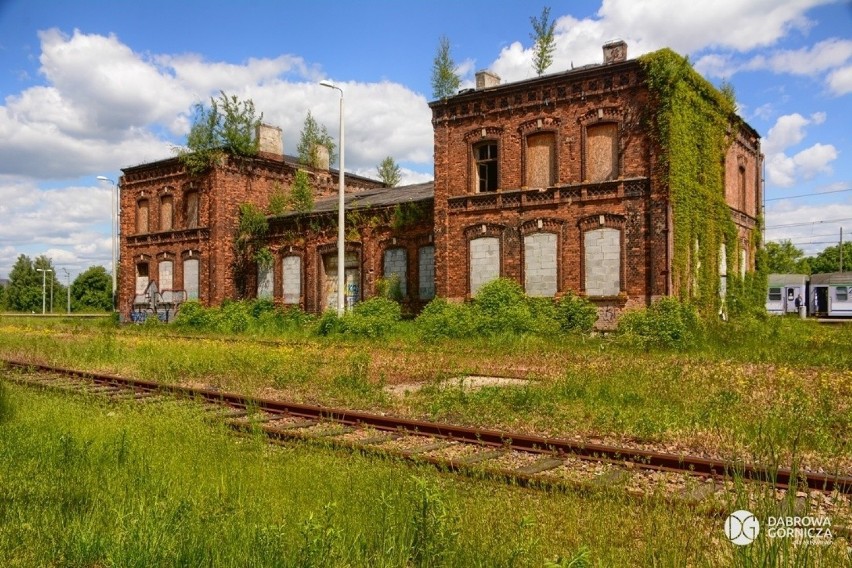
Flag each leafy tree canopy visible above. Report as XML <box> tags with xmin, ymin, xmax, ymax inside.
<box><xmin>530</xmin><ymin>7</ymin><xmax>556</xmax><ymax>76</ymax></box>
<box><xmin>297</xmin><ymin>111</ymin><xmax>337</xmax><ymax>168</ymax></box>
<box><xmin>177</xmin><ymin>91</ymin><xmax>263</xmax><ymax>175</ymax></box>
<box><xmin>5</xmin><ymin>255</ymin><xmax>64</xmax><ymax>313</ymax></box>
<box><xmin>808</xmin><ymin>241</ymin><xmax>852</xmax><ymax>274</ymax></box>
<box><xmin>431</xmin><ymin>35</ymin><xmax>460</xmax><ymax>99</ymax></box>
<box><xmin>377</xmin><ymin>156</ymin><xmax>401</xmax><ymax>187</ymax></box>
<box><xmin>765</xmin><ymin>240</ymin><xmax>810</xmax><ymax>274</ymax></box>
<box><xmin>71</xmin><ymin>266</ymin><xmax>112</xmax><ymax>312</ymax></box>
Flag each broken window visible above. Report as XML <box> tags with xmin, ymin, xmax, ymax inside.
<box><xmin>185</xmin><ymin>191</ymin><xmax>199</xmax><ymax>229</ymax></box>
<box><xmin>585</xmin><ymin>123</ymin><xmax>617</xmax><ymax>182</ymax></box>
<box><xmin>525</xmin><ymin>132</ymin><xmax>556</xmax><ymax>188</ymax></box>
<box><xmin>136</xmin><ymin>199</ymin><xmax>149</xmax><ymax>233</ymax></box>
<box><xmin>738</xmin><ymin>165</ymin><xmax>747</xmax><ymax>212</ymax></box>
<box><xmin>257</xmin><ymin>264</ymin><xmax>273</xmax><ymax>300</ymax></box>
<box><xmin>135</xmin><ymin>262</ymin><xmax>149</xmax><ymax>295</ymax></box>
<box><xmin>160</xmin><ymin>195</ymin><xmax>174</xmax><ymax>231</ymax></box>
<box><xmin>183</xmin><ymin>258</ymin><xmax>199</xmax><ymax>300</ymax></box>
<box><xmin>282</xmin><ymin>255</ymin><xmax>301</xmax><ymax>304</ymax></box>
<box><xmin>719</xmin><ymin>244</ymin><xmax>727</xmax><ymax>299</ymax></box>
<box><xmin>474</xmin><ymin>142</ymin><xmax>498</xmax><ymax>192</ymax></box>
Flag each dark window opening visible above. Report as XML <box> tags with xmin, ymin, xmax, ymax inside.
<box><xmin>475</xmin><ymin>143</ymin><xmax>498</xmax><ymax>192</ymax></box>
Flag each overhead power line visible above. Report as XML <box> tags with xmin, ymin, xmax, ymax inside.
<box><xmin>765</xmin><ymin>217</ymin><xmax>852</xmax><ymax>229</ymax></box>
<box><xmin>765</xmin><ymin>188</ymin><xmax>852</xmax><ymax>202</ymax></box>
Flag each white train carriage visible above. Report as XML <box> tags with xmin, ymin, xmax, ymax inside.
<box><xmin>810</xmin><ymin>272</ymin><xmax>852</xmax><ymax>318</ymax></box>
<box><xmin>766</xmin><ymin>274</ymin><xmax>808</xmax><ymax>315</ymax></box>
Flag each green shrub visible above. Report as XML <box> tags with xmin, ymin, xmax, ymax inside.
<box><xmin>617</xmin><ymin>297</ymin><xmax>702</xmax><ymax>350</ymax></box>
<box><xmin>174</xmin><ymin>301</ymin><xmax>212</xmax><ymax>330</ymax></box>
<box><xmin>555</xmin><ymin>292</ymin><xmax>597</xmax><ymax>333</ymax></box>
<box><xmin>415</xmin><ymin>298</ymin><xmax>477</xmax><ymax>341</ymax></box>
<box><xmin>216</xmin><ymin>300</ymin><xmax>251</xmax><ymax>334</ymax></box>
<box><xmin>0</xmin><ymin>381</ymin><xmax>12</xmax><ymax>424</ymax></box>
<box><xmin>315</xmin><ymin>309</ymin><xmax>344</xmax><ymax>336</ymax></box>
<box><xmin>524</xmin><ymin>297</ymin><xmax>560</xmax><ymax>335</ymax></box>
<box><xmin>473</xmin><ymin>278</ymin><xmax>536</xmax><ymax>335</ymax></box>
<box><xmin>375</xmin><ymin>274</ymin><xmax>403</xmax><ymax>302</ymax></box>
<box><xmin>341</xmin><ymin>298</ymin><xmax>402</xmax><ymax>338</ymax></box>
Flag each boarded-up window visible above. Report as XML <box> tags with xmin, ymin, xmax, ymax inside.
<box><xmin>185</xmin><ymin>191</ymin><xmax>199</xmax><ymax>229</ymax></box>
<box><xmin>474</xmin><ymin>142</ymin><xmax>498</xmax><ymax>192</ymax></box>
<box><xmin>282</xmin><ymin>256</ymin><xmax>301</xmax><ymax>304</ymax></box>
<box><xmin>524</xmin><ymin>233</ymin><xmax>557</xmax><ymax>297</ymax></box>
<box><xmin>584</xmin><ymin>228</ymin><xmax>620</xmax><ymax>296</ymax></box>
<box><xmin>740</xmin><ymin>248</ymin><xmax>747</xmax><ymax>278</ymax></box>
<box><xmin>135</xmin><ymin>263</ymin><xmax>149</xmax><ymax>295</ymax></box>
<box><xmin>323</xmin><ymin>252</ymin><xmax>360</xmax><ymax>310</ymax></box>
<box><xmin>136</xmin><ymin>199</ymin><xmax>149</xmax><ymax>233</ymax></box>
<box><xmin>419</xmin><ymin>245</ymin><xmax>435</xmax><ymax>300</ymax></box>
<box><xmin>257</xmin><ymin>264</ymin><xmax>273</xmax><ymax>299</ymax></box>
<box><xmin>719</xmin><ymin>244</ymin><xmax>727</xmax><ymax>299</ymax></box>
<box><xmin>525</xmin><ymin>133</ymin><xmax>556</xmax><ymax>188</ymax></box>
<box><xmin>383</xmin><ymin>248</ymin><xmax>408</xmax><ymax>297</ymax></box>
<box><xmin>738</xmin><ymin>166</ymin><xmax>747</xmax><ymax>212</ymax></box>
<box><xmin>470</xmin><ymin>237</ymin><xmax>499</xmax><ymax>295</ymax></box>
<box><xmin>159</xmin><ymin>260</ymin><xmax>173</xmax><ymax>291</ymax></box>
<box><xmin>585</xmin><ymin>123</ymin><xmax>617</xmax><ymax>182</ymax></box>
<box><xmin>160</xmin><ymin>195</ymin><xmax>173</xmax><ymax>231</ymax></box>
<box><xmin>183</xmin><ymin>258</ymin><xmax>199</xmax><ymax>300</ymax></box>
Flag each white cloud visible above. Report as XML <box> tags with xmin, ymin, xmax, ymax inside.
<box><xmin>827</xmin><ymin>65</ymin><xmax>852</xmax><ymax>95</ymax></box>
<box><xmin>765</xmin><ymin>202</ymin><xmax>852</xmax><ymax>255</ymax></box>
<box><xmin>763</xmin><ymin>113</ymin><xmax>838</xmax><ymax>187</ymax></box>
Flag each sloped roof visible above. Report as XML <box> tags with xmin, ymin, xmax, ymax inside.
<box><xmin>810</xmin><ymin>272</ymin><xmax>852</xmax><ymax>285</ymax></box>
<box><xmin>273</xmin><ymin>181</ymin><xmax>434</xmax><ymax>218</ymax></box>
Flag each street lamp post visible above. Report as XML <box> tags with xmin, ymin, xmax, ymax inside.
<box><xmin>319</xmin><ymin>80</ymin><xmax>345</xmax><ymax>316</ymax></box>
<box><xmin>62</xmin><ymin>268</ymin><xmax>71</xmax><ymax>314</ymax></box>
<box><xmin>97</xmin><ymin>176</ymin><xmax>118</xmax><ymax>310</ymax></box>
<box><xmin>36</xmin><ymin>268</ymin><xmax>53</xmax><ymax>315</ymax></box>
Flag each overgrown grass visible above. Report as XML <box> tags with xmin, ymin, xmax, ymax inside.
<box><xmin>1</xmin><ymin>385</ymin><xmax>847</xmax><ymax>566</ymax></box>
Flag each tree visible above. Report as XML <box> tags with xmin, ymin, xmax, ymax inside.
<box><xmin>290</xmin><ymin>170</ymin><xmax>315</xmax><ymax>213</ymax></box>
<box><xmin>376</xmin><ymin>156</ymin><xmax>401</xmax><ymax>187</ymax></box>
<box><xmin>176</xmin><ymin>91</ymin><xmax>263</xmax><ymax>175</ymax></box>
<box><xmin>431</xmin><ymin>35</ymin><xmax>460</xmax><ymax>99</ymax></box>
<box><xmin>71</xmin><ymin>266</ymin><xmax>112</xmax><ymax>312</ymax></box>
<box><xmin>5</xmin><ymin>255</ymin><xmax>64</xmax><ymax>313</ymax></box>
<box><xmin>530</xmin><ymin>6</ymin><xmax>557</xmax><ymax>76</ymax></box>
<box><xmin>297</xmin><ymin>111</ymin><xmax>336</xmax><ymax>168</ymax></box>
<box><xmin>765</xmin><ymin>240</ymin><xmax>809</xmax><ymax>274</ymax></box>
<box><xmin>808</xmin><ymin>241</ymin><xmax>852</xmax><ymax>274</ymax></box>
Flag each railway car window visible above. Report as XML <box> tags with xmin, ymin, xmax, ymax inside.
<box><xmin>837</xmin><ymin>287</ymin><xmax>848</xmax><ymax>301</ymax></box>
<box><xmin>787</xmin><ymin>289</ymin><xmax>795</xmax><ymax>300</ymax></box>
<box><xmin>768</xmin><ymin>288</ymin><xmax>782</xmax><ymax>301</ymax></box>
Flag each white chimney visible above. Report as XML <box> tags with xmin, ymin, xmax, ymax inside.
<box><xmin>603</xmin><ymin>40</ymin><xmax>627</xmax><ymax>64</ymax></box>
<box><xmin>475</xmin><ymin>70</ymin><xmax>501</xmax><ymax>89</ymax></box>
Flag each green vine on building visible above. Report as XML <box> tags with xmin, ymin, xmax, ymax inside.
<box><xmin>639</xmin><ymin>49</ymin><xmax>765</xmax><ymax>318</ymax></box>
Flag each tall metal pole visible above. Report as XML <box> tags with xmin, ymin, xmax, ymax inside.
<box><xmin>36</xmin><ymin>268</ymin><xmax>52</xmax><ymax>315</ymax></box>
<box><xmin>840</xmin><ymin>227</ymin><xmax>844</xmax><ymax>273</ymax></box>
<box><xmin>97</xmin><ymin>176</ymin><xmax>117</xmax><ymax>309</ymax></box>
<box><xmin>320</xmin><ymin>80</ymin><xmax>345</xmax><ymax>316</ymax></box>
<box><xmin>62</xmin><ymin>268</ymin><xmax>71</xmax><ymax>314</ymax></box>
<box><xmin>49</xmin><ymin>276</ymin><xmax>53</xmax><ymax>313</ymax></box>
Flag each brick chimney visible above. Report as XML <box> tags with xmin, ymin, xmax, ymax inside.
<box><xmin>603</xmin><ymin>40</ymin><xmax>627</xmax><ymax>64</ymax></box>
<box><xmin>256</xmin><ymin>123</ymin><xmax>283</xmax><ymax>159</ymax></box>
<box><xmin>475</xmin><ymin>70</ymin><xmax>501</xmax><ymax>89</ymax></box>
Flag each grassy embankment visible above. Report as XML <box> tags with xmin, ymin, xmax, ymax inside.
<box><xmin>1</xmin><ymin>384</ymin><xmax>849</xmax><ymax>567</ymax></box>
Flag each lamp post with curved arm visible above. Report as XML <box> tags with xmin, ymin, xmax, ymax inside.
<box><xmin>319</xmin><ymin>80</ymin><xmax>346</xmax><ymax>316</ymax></box>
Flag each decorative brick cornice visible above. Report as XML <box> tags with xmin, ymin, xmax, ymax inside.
<box><xmin>578</xmin><ymin>213</ymin><xmax>625</xmax><ymax>231</ymax></box>
<box><xmin>463</xmin><ymin>126</ymin><xmax>504</xmax><ymax>143</ymax></box>
<box><xmin>518</xmin><ymin>116</ymin><xmax>561</xmax><ymax>134</ymax></box>
<box><xmin>519</xmin><ymin>218</ymin><xmax>563</xmax><ymax>235</ymax></box>
<box><xmin>463</xmin><ymin>222</ymin><xmax>505</xmax><ymax>240</ymax></box>
<box><xmin>578</xmin><ymin>106</ymin><xmax>623</xmax><ymax>125</ymax></box>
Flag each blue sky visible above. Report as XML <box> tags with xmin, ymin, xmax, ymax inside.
<box><xmin>0</xmin><ymin>0</ymin><xmax>850</xmax><ymax>280</ymax></box>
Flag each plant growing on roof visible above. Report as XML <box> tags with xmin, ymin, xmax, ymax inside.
<box><xmin>297</xmin><ymin>111</ymin><xmax>337</xmax><ymax>168</ymax></box>
<box><xmin>290</xmin><ymin>170</ymin><xmax>315</xmax><ymax>213</ymax></box>
<box><xmin>176</xmin><ymin>91</ymin><xmax>263</xmax><ymax>175</ymax></box>
<box><xmin>431</xmin><ymin>35</ymin><xmax>461</xmax><ymax>99</ymax></box>
<box><xmin>530</xmin><ymin>6</ymin><xmax>557</xmax><ymax>77</ymax></box>
<box><xmin>376</xmin><ymin>156</ymin><xmax>401</xmax><ymax>187</ymax></box>
<box><xmin>233</xmin><ymin>202</ymin><xmax>269</xmax><ymax>298</ymax></box>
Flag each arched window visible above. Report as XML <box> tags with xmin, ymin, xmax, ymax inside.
<box><xmin>185</xmin><ymin>191</ymin><xmax>199</xmax><ymax>228</ymax></box>
<box><xmin>257</xmin><ymin>264</ymin><xmax>273</xmax><ymax>299</ymax></box>
<box><xmin>525</xmin><ymin>132</ymin><xmax>556</xmax><ymax>188</ymax></box>
<box><xmin>473</xmin><ymin>142</ymin><xmax>498</xmax><ymax>192</ymax></box>
<box><xmin>585</xmin><ymin>123</ymin><xmax>618</xmax><ymax>182</ymax></box>
<box><xmin>383</xmin><ymin>248</ymin><xmax>408</xmax><ymax>297</ymax></box>
<box><xmin>469</xmin><ymin>237</ymin><xmax>499</xmax><ymax>295</ymax></box>
<box><xmin>160</xmin><ymin>195</ymin><xmax>174</xmax><ymax>231</ymax></box>
<box><xmin>282</xmin><ymin>255</ymin><xmax>301</xmax><ymax>304</ymax></box>
<box><xmin>183</xmin><ymin>258</ymin><xmax>199</xmax><ymax>300</ymax></box>
<box><xmin>158</xmin><ymin>260</ymin><xmax>173</xmax><ymax>291</ymax></box>
<box><xmin>524</xmin><ymin>233</ymin><xmax>557</xmax><ymax>297</ymax></box>
<box><xmin>584</xmin><ymin>227</ymin><xmax>620</xmax><ymax>296</ymax></box>
<box><xmin>136</xmin><ymin>199</ymin><xmax>149</xmax><ymax>233</ymax></box>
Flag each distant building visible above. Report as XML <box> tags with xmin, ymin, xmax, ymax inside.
<box><xmin>118</xmin><ymin>41</ymin><xmax>761</xmax><ymax>326</ymax></box>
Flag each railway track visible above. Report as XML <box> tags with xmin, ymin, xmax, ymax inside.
<box><xmin>2</xmin><ymin>358</ymin><xmax>851</xmax><ymax>500</ymax></box>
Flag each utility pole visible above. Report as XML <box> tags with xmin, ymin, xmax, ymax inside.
<box><xmin>840</xmin><ymin>227</ymin><xmax>844</xmax><ymax>273</ymax></box>
<box><xmin>36</xmin><ymin>268</ymin><xmax>52</xmax><ymax>315</ymax></box>
<box><xmin>62</xmin><ymin>268</ymin><xmax>71</xmax><ymax>314</ymax></box>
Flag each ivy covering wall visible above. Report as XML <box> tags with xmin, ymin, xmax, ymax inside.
<box><xmin>640</xmin><ymin>49</ymin><xmax>765</xmax><ymax>316</ymax></box>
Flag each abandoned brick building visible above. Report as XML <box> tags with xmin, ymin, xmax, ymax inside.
<box><xmin>118</xmin><ymin>41</ymin><xmax>762</xmax><ymax>324</ymax></box>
